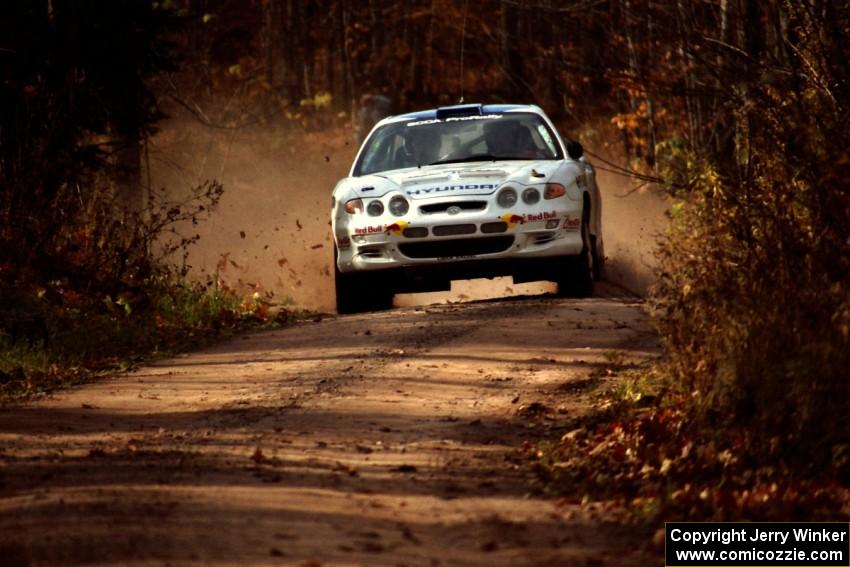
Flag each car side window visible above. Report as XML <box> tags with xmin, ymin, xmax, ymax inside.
<box><xmin>535</xmin><ymin>124</ymin><xmax>558</xmax><ymax>156</ymax></box>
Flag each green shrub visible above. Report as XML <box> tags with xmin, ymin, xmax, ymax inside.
<box><xmin>0</xmin><ymin>271</ymin><xmax>284</xmax><ymax>401</ymax></box>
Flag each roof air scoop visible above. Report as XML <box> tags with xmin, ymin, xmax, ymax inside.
<box><xmin>435</xmin><ymin>104</ymin><xmax>483</xmax><ymax>119</ymax></box>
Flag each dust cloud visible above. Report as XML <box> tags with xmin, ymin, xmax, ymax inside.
<box><xmin>149</xmin><ymin>117</ymin><xmax>351</xmax><ymax>311</ymax></box>
<box><xmin>595</xmin><ymin>165</ymin><xmax>669</xmax><ymax>296</ymax></box>
<box><xmin>149</xmin><ymin>118</ymin><xmax>667</xmax><ymax>311</ymax></box>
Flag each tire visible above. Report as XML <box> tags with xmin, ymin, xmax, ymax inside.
<box><xmin>591</xmin><ymin>234</ymin><xmax>605</xmax><ymax>281</ymax></box>
<box><xmin>556</xmin><ymin>216</ymin><xmax>594</xmax><ymax>298</ymax></box>
<box><xmin>334</xmin><ymin>247</ymin><xmax>394</xmax><ymax>314</ymax></box>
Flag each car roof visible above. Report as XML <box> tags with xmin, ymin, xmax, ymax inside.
<box><xmin>379</xmin><ymin>103</ymin><xmax>544</xmax><ymax>126</ymax></box>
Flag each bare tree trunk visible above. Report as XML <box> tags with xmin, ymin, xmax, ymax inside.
<box><xmin>424</xmin><ymin>0</ymin><xmax>437</xmax><ymax>98</ymax></box>
<box><xmin>500</xmin><ymin>0</ymin><xmax>525</xmax><ymax>99</ymax></box>
<box><xmin>623</xmin><ymin>0</ymin><xmax>643</xmax><ymax>159</ymax></box>
<box><xmin>282</xmin><ymin>0</ymin><xmax>297</xmax><ymax>104</ymax></box>
<box><xmin>262</xmin><ymin>0</ymin><xmax>281</xmax><ymax>89</ymax></box>
<box><xmin>645</xmin><ymin>0</ymin><xmax>657</xmax><ymax>168</ymax></box>
<box><xmin>340</xmin><ymin>0</ymin><xmax>355</xmax><ymax>111</ymax></box>
<box><xmin>676</xmin><ymin>0</ymin><xmax>701</xmax><ymax>154</ymax></box>
<box><xmin>115</xmin><ymin>132</ymin><xmax>143</xmax><ymax>213</ymax></box>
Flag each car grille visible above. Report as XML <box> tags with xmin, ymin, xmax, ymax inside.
<box><xmin>419</xmin><ymin>201</ymin><xmax>487</xmax><ymax>214</ymax></box>
<box><xmin>432</xmin><ymin>224</ymin><xmax>476</xmax><ymax>236</ymax></box>
<box><xmin>480</xmin><ymin>221</ymin><xmax>508</xmax><ymax>234</ymax></box>
<box><xmin>403</xmin><ymin>227</ymin><xmax>428</xmax><ymax>238</ymax></box>
<box><xmin>399</xmin><ymin>236</ymin><xmax>514</xmax><ymax>259</ymax></box>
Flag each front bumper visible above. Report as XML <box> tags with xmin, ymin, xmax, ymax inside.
<box><xmin>334</xmin><ymin>199</ymin><xmax>584</xmax><ymax>276</ymax></box>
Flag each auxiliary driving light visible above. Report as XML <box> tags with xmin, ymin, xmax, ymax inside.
<box><xmin>522</xmin><ymin>188</ymin><xmax>541</xmax><ymax>205</ymax></box>
<box><xmin>497</xmin><ymin>187</ymin><xmax>518</xmax><ymax>208</ymax></box>
<box><xmin>366</xmin><ymin>200</ymin><xmax>384</xmax><ymax>216</ymax></box>
<box><xmin>389</xmin><ymin>195</ymin><xmax>409</xmax><ymax>216</ymax></box>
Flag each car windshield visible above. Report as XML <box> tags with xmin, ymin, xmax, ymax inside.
<box><xmin>353</xmin><ymin>112</ymin><xmax>563</xmax><ymax>176</ymax></box>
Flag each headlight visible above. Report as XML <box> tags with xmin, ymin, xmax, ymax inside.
<box><xmin>388</xmin><ymin>195</ymin><xmax>409</xmax><ymax>216</ymax></box>
<box><xmin>344</xmin><ymin>198</ymin><xmax>363</xmax><ymax>214</ymax></box>
<box><xmin>544</xmin><ymin>183</ymin><xmax>566</xmax><ymax>199</ymax></box>
<box><xmin>366</xmin><ymin>200</ymin><xmax>384</xmax><ymax>216</ymax></box>
<box><xmin>497</xmin><ymin>187</ymin><xmax>518</xmax><ymax>208</ymax></box>
<box><xmin>522</xmin><ymin>188</ymin><xmax>541</xmax><ymax>205</ymax></box>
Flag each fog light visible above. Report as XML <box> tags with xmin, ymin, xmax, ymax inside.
<box><xmin>546</xmin><ymin>219</ymin><xmax>559</xmax><ymax>229</ymax></box>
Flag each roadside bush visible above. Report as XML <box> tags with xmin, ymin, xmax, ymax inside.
<box><xmin>0</xmin><ymin>174</ymin><xmax>286</xmax><ymax>401</ymax></box>
<box><xmin>652</xmin><ymin>19</ymin><xmax>850</xmax><ymax>470</ymax></box>
<box><xmin>0</xmin><ymin>268</ymin><xmax>279</xmax><ymax>401</ymax></box>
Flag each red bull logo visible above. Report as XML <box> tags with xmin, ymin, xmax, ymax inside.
<box><xmin>385</xmin><ymin>220</ymin><xmax>408</xmax><ymax>235</ymax></box>
<box><xmin>501</xmin><ymin>213</ymin><xmax>525</xmax><ymax>229</ymax></box>
<box><xmin>526</xmin><ymin>211</ymin><xmax>558</xmax><ymax>222</ymax></box>
<box><xmin>354</xmin><ymin>225</ymin><xmax>384</xmax><ymax>235</ymax></box>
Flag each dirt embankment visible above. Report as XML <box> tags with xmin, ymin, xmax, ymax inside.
<box><xmin>148</xmin><ymin>118</ymin><xmax>667</xmax><ymax>310</ymax></box>
<box><xmin>0</xmin><ymin>285</ymin><xmax>659</xmax><ymax>566</ymax></box>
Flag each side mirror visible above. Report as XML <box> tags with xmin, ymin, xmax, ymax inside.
<box><xmin>566</xmin><ymin>141</ymin><xmax>583</xmax><ymax>160</ymax></box>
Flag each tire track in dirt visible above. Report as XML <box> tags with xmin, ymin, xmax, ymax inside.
<box><xmin>0</xmin><ymin>284</ymin><xmax>658</xmax><ymax>566</ymax></box>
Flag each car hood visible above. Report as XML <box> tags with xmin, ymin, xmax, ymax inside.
<box><xmin>339</xmin><ymin>160</ymin><xmax>568</xmax><ymax>201</ymax></box>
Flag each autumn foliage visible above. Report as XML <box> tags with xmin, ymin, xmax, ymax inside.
<box><xmin>530</xmin><ymin>0</ymin><xmax>850</xmax><ymax>519</ymax></box>
<box><xmin>651</xmin><ymin>3</ymin><xmax>850</xmax><ymax>469</ymax></box>
<box><xmin>2</xmin><ymin>0</ymin><xmax>850</xmax><ymax>521</ymax></box>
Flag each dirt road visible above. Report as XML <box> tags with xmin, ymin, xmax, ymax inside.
<box><xmin>0</xmin><ymin>285</ymin><xmax>659</xmax><ymax>566</ymax></box>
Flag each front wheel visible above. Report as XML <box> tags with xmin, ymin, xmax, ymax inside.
<box><xmin>556</xmin><ymin>217</ymin><xmax>594</xmax><ymax>298</ymax></box>
<box><xmin>334</xmin><ymin>248</ymin><xmax>394</xmax><ymax>314</ymax></box>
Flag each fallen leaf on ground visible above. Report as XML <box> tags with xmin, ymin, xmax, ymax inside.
<box><xmin>333</xmin><ymin>462</ymin><xmax>358</xmax><ymax>476</ymax></box>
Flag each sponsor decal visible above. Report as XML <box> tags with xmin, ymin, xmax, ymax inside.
<box><xmin>353</xmin><ymin>222</ymin><xmax>410</xmax><ymax>236</ymax></box>
<box><xmin>407</xmin><ymin>115</ymin><xmax>503</xmax><ymax>127</ymax></box>
<box><xmin>525</xmin><ymin>211</ymin><xmax>558</xmax><ymax>222</ymax></box>
<box><xmin>405</xmin><ymin>183</ymin><xmax>496</xmax><ymax>197</ymax></box>
<box><xmin>563</xmin><ymin>217</ymin><xmax>581</xmax><ymax>231</ymax></box>
<box><xmin>500</xmin><ymin>211</ymin><xmax>558</xmax><ymax>228</ymax></box>
<box><xmin>338</xmin><ymin>236</ymin><xmax>352</xmax><ymax>249</ymax></box>
<box><xmin>354</xmin><ymin>225</ymin><xmax>385</xmax><ymax>235</ymax></box>
<box><xmin>501</xmin><ymin>213</ymin><xmax>525</xmax><ymax>229</ymax></box>
<box><xmin>385</xmin><ymin>220</ymin><xmax>409</xmax><ymax>235</ymax></box>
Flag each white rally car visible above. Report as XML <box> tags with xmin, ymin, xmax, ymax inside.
<box><xmin>331</xmin><ymin>103</ymin><xmax>603</xmax><ymax>313</ymax></box>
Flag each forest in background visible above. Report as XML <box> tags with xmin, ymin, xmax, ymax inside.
<box><xmin>2</xmin><ymin>0</ymin><xmax>849</xmax><ymax>519</ymax></box>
